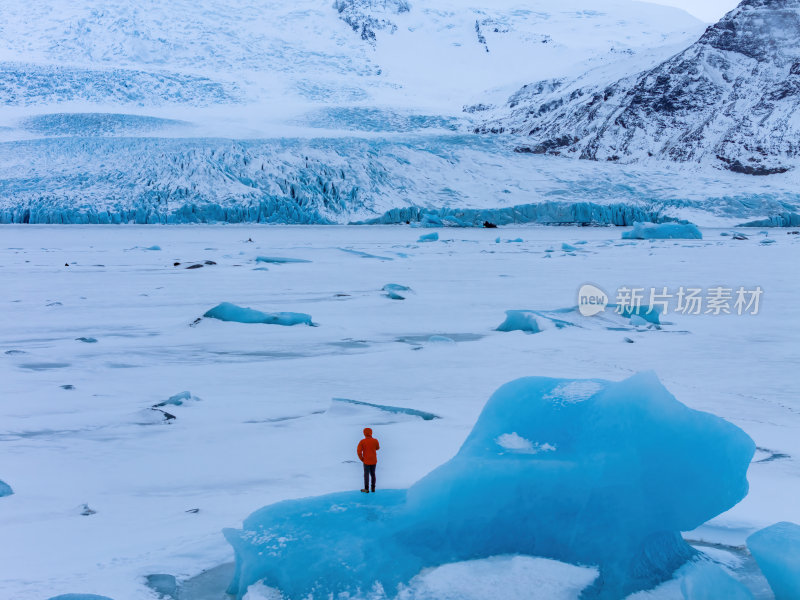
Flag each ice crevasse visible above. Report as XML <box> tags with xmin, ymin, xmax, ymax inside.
<box><xmin>223</xmin><ymin>372</ymin><xmax>754</xmax><ymax>599</ymax></box>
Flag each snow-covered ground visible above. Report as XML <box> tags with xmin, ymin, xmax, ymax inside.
<box><xmin>1</xmin><ymin>224</ymin><xmax>797</xmax><ymax>599</ymax></box>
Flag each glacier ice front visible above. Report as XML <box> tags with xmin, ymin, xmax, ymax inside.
<box><xmin>223</xmin><ymin>372</ymin><xmax>754</xmax><ymax>599</ymax></box>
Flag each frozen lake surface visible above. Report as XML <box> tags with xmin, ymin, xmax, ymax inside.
<box><xmin>1</xmin><ymin>225</ymin><xmax>798</xmax><ymax>599</ymax></box>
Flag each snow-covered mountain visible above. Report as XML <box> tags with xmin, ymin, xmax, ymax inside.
<box><xmin>480</xmin><ymin>0</ymin><xmax>800</xmax><ymax>175</ymax></box>
<box><xmin>2</xmin><ymin>0</ymin><xmax>798</xmax><ymax>225</ymax></box>
<box><xmin>0</xmin><ymin>0</ymin><xmax>702</xmax><ymax>109</ymax></box>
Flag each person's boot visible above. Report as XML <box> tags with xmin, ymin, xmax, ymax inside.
<box><xmin>371</xmin><ymin>487</ymin><xmax>375</xmax><ymax>493</ymax></box>
<box><xmin>361</xmin><ymin>488</ymin><xmax>369</xmax><ymax>493</ymax></box>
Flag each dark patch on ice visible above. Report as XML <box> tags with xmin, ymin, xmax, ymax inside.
<box><xmin>205</xmin><ymin>260</ymin><xmax>217</xmax><ymax>265</ymax></box>
<box><xmin>753</xmin><ymin>447</ymin><xmax>790</xmax><ymax>463</ymax></box>
<box><xmin>176</xmin><ymin>562</ymin><xmax>236</xmax><ymax>600</ymax></box>
<box><xmin>106</xmin><ymin>362</ymin><xmax>138</xmax><ymax>369</ymax></box>
<box><xmin>186</xmin><ymin>264</ymin><xmax>204</xmax><ymax>269</ymax></box>
<box><xmin>4</xmin><ymin>349</ymin><xmax>26</xmax><ymax>355</ymax></box>
<box><xmin>338</xmin><ymin>248</ymin><xmax>394</xmax><ymax>261</ymax></box>
<box><xmin>328</xmin><ymin>340</ymin><xmax>371</xmax><ymax>349</ymax></box>
<box><xmin>60</xmin><ymin>384</ymin><xmax>75</xmax><ymax>390</ymax></box>
<box><xmin>255</xmin><ymin>256</ymin><xmax>311</xmax><ymax>264</ymax></box>
<box><xmin>145</xmin><ymin>574</ymin><xmax>178</xmax><ymax>600</ymax></box>
<box><xmin>76</xmin><ymin>337</ymin><xmax>98</xmax><ymax>343</ymax></box>
<box><xmin>332</xmin><ymin>398</ymin><xmax>440</xmax><ymax>420</ymax></box>
<box><xmin>80</xmin><ymin>503</ymin><xmax>97</xmax><ymax>516</ymax></box>
<box><xmin>244</xmin><ymin>410</ymin><xmax>325</xmax><ymax>425</ymax></box>
<box><xmin>186</xmin><ymin>508</ymin><xmax>200</xmax><ymax>514</ymax></box>
<box><xmin>47</xmin><ymin>301</ymin><xmax>63</xmax><ymax>306</ymax></box>
<box><xmin>19</xmin><ymin>362</ymin><xmax>70</xmax><ymax>370</ymax></box>
<box><xmin>210</xmin><ymin>350</ymin><xmax>306</xmax><ymax>360</ymax></box>
<box><xmin>397</xmin><ymin>333</ymin><xmax>484</xmax><ymax>345</ymax></box>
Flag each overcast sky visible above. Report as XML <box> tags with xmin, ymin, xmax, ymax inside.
<box><xmin>646</xmin><ymin>0</ymin><xmax>740</xmax><ymax>22</ymax></box>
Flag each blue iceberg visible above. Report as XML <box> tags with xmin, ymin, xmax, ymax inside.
<box><xmin>622</xmin><ymin>222</ymin><xmax>702</xmax><ymax>240</ymax></box>
<box><xmin>203</xmin><ymin>303</ymin><xmax>314</xmax><ymax>326</ymax></box>
<box><xmin>417</xmin><ymin>232</ymin><xmax>439</xmax><ymax>242</ymax></box>
<box><xmin>747</xmin><ymin>521</ymin><xmax>800</xmax><ymax>600</ymax></box>
<box><xmin>255</xmin><ymin>256</ymin><xmax>311</xmax><ymax>264</ymax></box>
<box><xmin>383</xmin><ymin>283</ymin><xmax>411</xmax><ymax>300</ymax></box>
<box><xmin>496</xmin><ymin>310</ymin><xmax>542</xmax><ymax>333</ymax></box>
<box><xmin>0</xmin><ymin>479</ymin><xmax>12</xmax><ymax>497</ymax></box>
<box><xmin>223</xmin><ymin>372</ymin><xmax>754</xmax><ymax>599</ymax></box>
<box><xmin>47</xmin><ymin>595</ymin><xmax>114</xmax><ymax>600</ymax></box>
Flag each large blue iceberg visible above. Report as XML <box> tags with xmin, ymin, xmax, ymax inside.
<box><xmin>223</xmin><ymin>372</ymin><xmax>754</xmax><ymax>599</ymax></box>
<box><xmin>747</xmin><ymin>521</ymin><xmax>800</xmax><ymax>600</ymax></box>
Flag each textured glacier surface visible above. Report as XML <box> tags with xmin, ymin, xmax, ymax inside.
<box><xmin>223</xmin><ymin>372</ymin><xmax>754</xmax><ymax>599</ymax></box>
<box><xmin>746</xmin><ymin>521</ymin><xmax>800</xmax><ymax>600</ymax></box>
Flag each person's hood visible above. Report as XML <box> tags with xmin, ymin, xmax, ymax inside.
<box><xmin>363</xmin><ymin>427</ymin><xmax>373</xmax><ymax>437</ymax></box>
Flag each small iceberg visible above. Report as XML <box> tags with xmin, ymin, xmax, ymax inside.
<box><xmin>0</xmin><ymin>479</ymin><xmax>13</xmax><ymax>497</ymax></box>
<box><xmin>496</xmin><ymin>310</ymin><xmax>543</xmax><ymax>333</ymax></box>
<box><xmin>255</xmin><ymin>256</ymin><xmax>311</xmax><ymax>264</ymax></box>
<box><xmin>153</xmin><ymin>391</ymin><xmax>199</xmax><ymax>407</ymax></box>
<box><xmin>622</xmin><ymin>222</ymin><xmax>702</xmax><ymax>240</ymax></box>
<box><xmin>418</xmin><ymin>232</ymin><xmax>439</xmax><ymax>242</ymax></box>
<box><xmin>204</xmin><ymin>303</ymin><xmax>314</xmax><ymax>326</ymax></box>
<box><xmin>383</xmin><ymin>283</ymin><xmax>412</xmax><ymax>300</ymax></box>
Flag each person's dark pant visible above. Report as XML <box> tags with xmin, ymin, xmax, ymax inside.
<box><xmin>363</xmin><ymin>463</ymin><xmax>376</xmax><ymax>491</ymax></box>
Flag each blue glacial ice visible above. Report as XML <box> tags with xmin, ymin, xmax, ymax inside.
<box><xmin>46</xmin><ymin>595</ymin><xmax>115</xmax><ymax>600</ymax></box>
<box><xmin>383</xmin><ymin>283</ymin><xmax>411</xmax><ymax>300</ymax></box>
<box><xmin>223</xmin><ymin>372</ymin><xmax>754</xmax><ymax>600</ymax></box>
<box><xmin>153</xmin><ymin>391</ymin><xmax>197</xmax><ymax>407</ymax></box>
<box><xmin>0</xmin><ymin>479</ymin><xmax>13</xmax><ymax>497</ymax></box>
<box><xmin>203</xmin><ymin>303</ymin><xmax>314</xmax><ymax>326</ymax></box>
<box><xmin>622</xmin><ymin>222</ymin><xmax>703</xmax><ymax>240</ymax></box>
<box><xmin>496</xmin><ymin>310</ymin><xmax>543</xmax><ymax>333</ymax></box>
<box><xmin>418</xmin><ymin>232</ymin><xmax>439</xmax><ymax>242</ymax></box>
<box><xmin>255</xmin><ymin>256</ymin><xmax>312</xmax><ymax>264</ymax></box>
<box><xmin>746</xmin><ymin>521</ymin><xmax>800</xmax><ymax>600</ymax></box>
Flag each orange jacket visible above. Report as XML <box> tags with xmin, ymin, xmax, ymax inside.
<box><xmin>357</xmin><ymin>428</ymin><xmax>380</xmax><ymax>465</ymax></box>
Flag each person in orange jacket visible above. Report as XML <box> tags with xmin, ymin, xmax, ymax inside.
<box><xmin>357</xmin><ymin>427</ymin><xmax>380</xmax><ymax>493</ymax></box>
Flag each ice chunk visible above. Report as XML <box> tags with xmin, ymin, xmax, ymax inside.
<box><xmin>144</xmin><ymin>245</ymin><xmax>161</xmax><ymax>251</ymax></box>
<box><xmin>561</xmin><ymin>242</ymin><xmax>578</xmax><ymax>251</ymax></box>
<box><xmin>418</xmin><ymin>232</ymin><xmax>439</xmax><ymax>242</ymax></box>
<box><xmin>75</xmin><ymin>337</ymin><xmax>98</xmax><ymax>343</ymax></box>
<box><xmin>746</xmin><ymin>521</ymin><xmax>800</xmax><ymax>600</ymax></box>
<box><xmin>428</xmin><ymin>335</ymin><xmax>455</xmax><ymax>344</ymax></box>
<box><xmin>627</xmin><ymin>560</ymin><xmax>753</xmax><ymax>600</ymax></box>
<box><xmin>153</xmin><ymin>391</ymin><xmax>197</xmax><ymax>407</ymax></box>
<box><xmin>223</xmin><ymin>373</ymin><xmax>753</xmax><ymax>600</ymax></box>
<box><xmin>47</xmin><ymin>595</ymin><xmax>114</xmax><ymax>600</ymax></box>
<box><xmin>622</xmin><ymin>222</ymin><xmax>702</xmax><ymax>240</ymax></box>
<box><xmin>204</xmin><ymin>303</ymin><xmax>314</xmax><ymax>326</ymax></box>
<box><xmin>496</xmin><ymin>310</ymin><xmax>542</xmax><ymax>333</ymax></box>
<box><xmin>383</xmin><ymin>284</ymin><xmax>411</xmax><ymax>300</ymax></box>
<box><xmin>0</xmin><ymin>479</ymin><xmax>13</xmax><ymax>497</ymax></box>
<box><xmin>255</xmin><ymin>257</ymin><xmax>311</xmax><ymax>264</ymax></box>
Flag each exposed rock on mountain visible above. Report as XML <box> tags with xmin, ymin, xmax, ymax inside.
<box><xmin>480</xmin><ymin>0</ymin><xmax>800</xmax><ymax>175</ymax></box>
